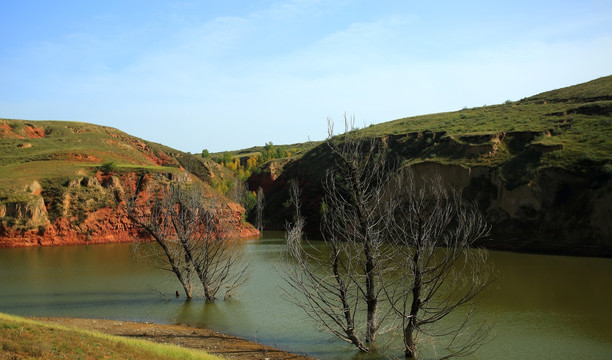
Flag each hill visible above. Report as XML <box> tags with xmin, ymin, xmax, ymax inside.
<box><xmin>0</xmin><ymin>119</ymin><xmax>258</xmax><ymax>247</ymax></box>
<box><xmin>246</xmin><ymin>75</ymin><xmax>612</xmax><ymax>256</ymax></box>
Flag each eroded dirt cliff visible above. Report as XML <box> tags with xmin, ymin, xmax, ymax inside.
<box><xmin>248</xmin><ymin>133</ymin><xmax>611</xmax><ymax>257</ymax></box>
<box><xmin>0</xmin><ymin>172</ymin><xmax>259</xmax><ymax>248</ymax></box>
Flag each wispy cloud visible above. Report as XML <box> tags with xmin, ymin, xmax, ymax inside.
<box><xmin>1</xmin><ymin>0</ymin><xmax>611</xmax><ymax>152</ymax></box>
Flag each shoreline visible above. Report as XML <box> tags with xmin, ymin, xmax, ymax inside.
<box><xmin>35</xmin><ymin>317</ymin><xmax>315</xmax><ymax>360</ymax></box>
<box><xmin>0</xmin><ymin>232</ymin><xmax>261</xmax><ymax>249</ymax></box>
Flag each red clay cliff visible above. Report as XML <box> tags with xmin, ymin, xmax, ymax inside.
<box><xmin>0</xmin><ymin>172</ymin><xmax>259</xmax><ymax>248</ymax></box>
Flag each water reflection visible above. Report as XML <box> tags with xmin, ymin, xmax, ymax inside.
<box><xmin>0</xmin><ymin>234</ymin><xmax>611</xmax><ymax>359</ymax></box>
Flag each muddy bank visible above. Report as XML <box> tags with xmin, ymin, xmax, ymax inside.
<box><xmin>37</xmin><ymin>317</ymin><xmax>314</xmax><ymax>360</ymax></box>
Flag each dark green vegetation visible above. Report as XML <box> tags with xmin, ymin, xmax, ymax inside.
<box><xmin>241</xmin><ymin>76</ymin><xmax>612</xmax><ymax>256</ymax></box>
<box><xmin>0</xmin><ymin>313</ymin><xmax>220</xmax><ymax>360</ymax></box>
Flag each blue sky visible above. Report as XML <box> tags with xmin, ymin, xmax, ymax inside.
<box><xmin>1</xmin><ymin>1</ymin><xmax>611</xmax><ymax>153</ymax></box>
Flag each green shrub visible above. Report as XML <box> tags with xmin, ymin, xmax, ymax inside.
<box><xmin>99</xmin><ymin>161</ymin><xmax>117</xmax><ymax>174</ymax></box>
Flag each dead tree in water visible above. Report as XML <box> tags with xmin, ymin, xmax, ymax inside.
<box><xmin>126</xmin><ymin>173</ymin><xmax>249</xmax><ymax>300</ymax></box>
<box><xmin>284</xmin><ymin>116</ymin><xmax>493</xmax><ymax>358</ymax></box>
<box><xmin>384</xmin><ymin>172</ymin><xmax>493</xmax><ymax>359</ymax></box>
<box><xmin>283</xmin><ymin>117</ymin><xmax>394</xmax><ymax>352</ymax></box>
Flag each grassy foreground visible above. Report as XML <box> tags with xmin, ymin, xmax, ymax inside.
<box><xmin>0</xmin><ymin>313</ymin><xmax>221</xmax><ymax>360</ymax></box>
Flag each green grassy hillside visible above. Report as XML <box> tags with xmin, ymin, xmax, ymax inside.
<box><xmin>243</xmin><ymin>75</ymin><xmax>610</xmax><ymax>190</ymax></box>
<box><xmin>0</xmin><ymin>119</ymin><xmax>233</xmax><ymax>202</ymax></box>
<box><xmin>231</xmin><ymin>75</ymin><xmax>611</xmax><ymax>191</ymax></box>
<box><xmin>357</xmin><ymin>75</ymin><xmax>611</xmax><ymax>173</ymax></box>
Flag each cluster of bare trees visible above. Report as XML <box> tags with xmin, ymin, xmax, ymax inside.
<box><xmin>119</xmin><ymin>115</ymin><xmax>492</xmax><ymax>358</ymax></box>
<box><xmin>284</xmin><ymin>117</ymin><xmax>493</xmax><ymax>359</ymax></box>
<box><xmin>125</xmin><ymin>173</ymin><xmax>248</xmax><ymax>301</ymax></box>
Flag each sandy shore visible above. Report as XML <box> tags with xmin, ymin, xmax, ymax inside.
<box><xmin>36</xmin><ymin>317</ymin><xmax>315</xmax><ymax>360</ymax></box>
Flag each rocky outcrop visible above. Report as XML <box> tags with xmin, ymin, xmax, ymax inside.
<box><xmin>408</xmin><ymin>162</ymin><xmax>611</xmax><ymax>256</ymax></box>
<box><xmin>0</xmin><ymin>197</ymin><xmax>49</xmax><ymax>229</ymax></box>
<box><xmin>247</xmin><ymin>159</ymin><xmax>289</xmax><ymax>193</ymax></box>
<box><xmin>0</xmin><ymin>173</ymin><xmax>259</xmax><ymax>248</ymax></box>
<box><xmin>0</xmin><ymin>207</ymin><xmax>144</xmax><ymax>247</ymax></box>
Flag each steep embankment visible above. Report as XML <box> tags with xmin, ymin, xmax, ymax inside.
<box><xmin>248</xmin><ymin>76</ymin><xmax>612</xmax><ymax>256</ymax></box>
<box><xmin>0</xmin><ymin>119</ymin><xmax>258</xmax><ymax>247</ymax></box>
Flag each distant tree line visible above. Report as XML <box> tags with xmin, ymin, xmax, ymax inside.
<box><xmin>202</xmin><ymin>141</ymin><xmax>294</xmax><ymax>182</ymax></box>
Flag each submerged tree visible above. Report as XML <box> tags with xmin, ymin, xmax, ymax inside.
<box><xmin>284</xmin><ymin>116</ymin><xmax>493</xmax><ymax>358</ymax></box>
<box><xmin>125</xmin><ymin>173</ymin><xmax>249</xmax><ymax>300</ymax></box>
<box><xmin>283</xmin><ymin>116</ymin><xmax>394</xmax><ymax>352</ymax></box>
<box><xmin>384</xmin><ymin>172</ymin><xmax>493</xmax><ymax>358</ymax></box>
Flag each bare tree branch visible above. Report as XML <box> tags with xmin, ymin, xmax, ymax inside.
<box><xmin>124</xmin><ymin>172</ymin><xmax>249</xmax><ymax>301</ymax></box>
<box><xmin>282</xmin><ymin>116</ymin><xmax>396</xmax><ymax>352</ymax></box>
<box><xmin>383</xmin><ymin>170</ymin><xmax>493</xmax><ymax>358</ymax></box>
<box><xmin>256</xmin><ymin>186</ymin><xmax>265</xmax><ymax>234</ymax></box>
<box><xmin>283</xmin><ymin>116</ymin><xmax>493</xmax><ymax>358</ymax></box>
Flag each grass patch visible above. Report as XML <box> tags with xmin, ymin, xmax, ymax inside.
<box><xmin>0</xmin><ymin>312</ymin><xmax>221</xmax><ymax>360</ymax></box>
<box><xmin>354</xmin><ymin>76</ymin><xmax>612</xmax><ymax>173</ymax></box>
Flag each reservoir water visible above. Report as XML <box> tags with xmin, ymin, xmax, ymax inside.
<box><xmin>1</xmin><ymin>232</ymin><xmax>611</xmax><ymax>359</ymax></box>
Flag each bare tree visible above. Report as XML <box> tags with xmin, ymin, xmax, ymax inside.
<box><xmin>283</xmin><ymin>116</ymin><xmax>493</xmax><ymax>358</ymax></box>
<box><xmin>283</xmin><ymin>116</ymin><xmax>394</xmax><ymax>352</ymax></box>
<box><xmin>125</xmin><ymin>172</ymin><xmax>249</xmax><ymax>300</ymax></box>
<box><xmin>230</xmin><ymin>177</ymin><xmax>247</xmax><ymax>205</ymax></box>
<box><xmin>384</xmin><ymin>171</ymin><xmax>493</xmax><ymax>359</ymax></box>
<box><xmin>125</xmin><ymin>173</ymin><xmax>194</xmax><ymax>298</ymax></box>
<box><xmin>255</xmin><ymin>186</ymin><xmax>265</xmax><ymax>234</ymax></box>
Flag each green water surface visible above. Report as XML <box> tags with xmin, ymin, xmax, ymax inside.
<box><xmin>0</xmin><ymin>232</ymin><xmax>611</xmax><ymax>359</ymax></box>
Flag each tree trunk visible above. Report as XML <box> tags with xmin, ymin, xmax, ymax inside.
<box><xmin>331</xmin><ymin>244</ymin><xmax>369</xmax><ymax>352</ymax></box>
<box><xmin>365</xmin><ymin>240</ymin><xmax>378</xmax><ymax>344</ymax></box>
<box><xmin>404</xmin><ymin>251</ymin><xmax>421</xmax><ymax>358</ymax></box>
<box><xmin>156</xmin><ymin>236</ymin><xmax>193</xmax><ymax>299</ymax></box>
<box><xmin>404</xmin><ymin>314</ymin><xmax>418</xmax><ymax>358</ymax></box>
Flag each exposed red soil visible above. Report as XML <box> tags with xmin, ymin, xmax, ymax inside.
<box><xmin>138</xmin><ymin>148</ymin><xmax>176</xmax><ymax>167</ymax></box>
<box><xmin>0</xmin><ymin>171</ymin><xmax>259</xmax><ymax>248</ymax></box>
<box><xmin>0</xmin><ymin>123</ymin><xmax>24</xmax><ymax>139</ymax></box>
<box><xmin>24</xmin><ymin>125</ymin><xmax>45</xmax><ymax>138</ymax></box>
<box><xmin>63</xmin><ymin>153</ymin><xmax>103</xmax><ymax>162</ymax></box>
<box><xmin>0</xmin><ymin>205</ymin><xmax>258</xmax><ymax>248</ymax></box>
<box><xmin>0</xmin><ymin>213</ymin><xmax>147</xmax><ymax>248</ymax></box>
<box><xmin>37</xmin><ymin>318</ymin><xmax>315</xmax><ymax>360</ymax></box>
<box><xmin>105</xmin><ymin>136</ymin><xmax>177</xmax><ymax>166</ymax></box>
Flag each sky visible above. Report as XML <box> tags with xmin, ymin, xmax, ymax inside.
<box><xmin>1</xmin><ymin>1</ymin><xmax>611</xmax><ymax>153</ymax></box>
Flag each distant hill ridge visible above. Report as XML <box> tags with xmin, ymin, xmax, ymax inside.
<box><xmin>242</xmin><ymin>75</ymin><xmax>612</xmax><ymax>256</ymax></box>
